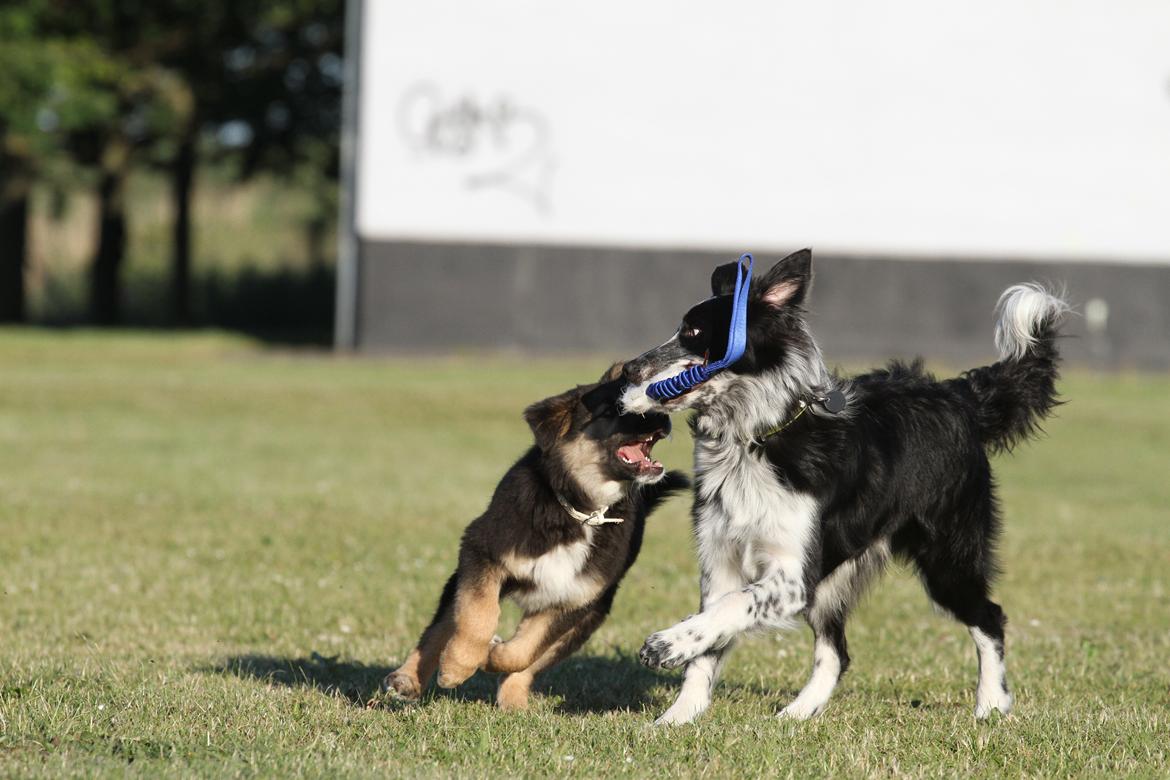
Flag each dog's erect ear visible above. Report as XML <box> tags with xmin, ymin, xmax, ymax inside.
<box><xmin>755</xmin><ymin>248</ymin><xmax>813</xmax><ymax>309</ymax></box>
<box><xmin>710</xmin><ymin>262</ymin><xmax>740</xmax><ymax>296</ymax></box>
<box><xmin>598</xmin><ymin>361</ymin><xmax>625</xmax><ymax>383</ymax></box>
<box><xmin>524</xmin><ymin>391</ymin><xmax>577</xmax><ymax>451</ymax></box>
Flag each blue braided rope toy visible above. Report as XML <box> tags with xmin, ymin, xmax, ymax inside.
<box><xmin>646</xmin><ymin>252</ymin><xmax>754</xmax><ymax>401</ymax></box>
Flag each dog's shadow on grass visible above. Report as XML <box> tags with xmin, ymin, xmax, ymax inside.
<box><xmin>214</xmin><ymin>652</ymin><xmax>396</xmax><ymax>707</ymax></box>
<box><xmin>212</xmin><ymin>651</ymin><xmax>676</xmax><ymax>714</ymax></box>
<box><xmin>533</xmin><ymin>652</ymin><xmax>675</xmax><ymax>715</ymax></box>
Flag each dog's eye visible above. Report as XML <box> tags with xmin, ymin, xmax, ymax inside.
<box><xmin>681</xmin><ymin>326</ymin><xmax>702</xmax><ymax>339</ymax></box>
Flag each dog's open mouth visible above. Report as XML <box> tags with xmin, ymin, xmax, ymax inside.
<box><xmin>616</xmin><ymin>431</ymin><xmax>666</xmax><ymax>476</ymax></box>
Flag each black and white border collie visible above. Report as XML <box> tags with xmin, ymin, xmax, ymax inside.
<box><xmin>620</xmin><ymin>249</ymin><xmax>1067</xmax><ymax>725</ymax></box>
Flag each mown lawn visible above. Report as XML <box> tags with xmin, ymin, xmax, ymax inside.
<box><xmin>0</xmin><ymin>330</ymin><xmax>1167</xmax><ymax>778</ymax></box>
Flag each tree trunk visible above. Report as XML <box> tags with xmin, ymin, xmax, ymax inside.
<box><xmin>306</xmin><ymin>215</ymin><xmax>327</xmax><ymax>268</ymax></box>
<box><xmin>169</xmin><ymin>129</ymin><xmax>196</xmax><ymax>325</ymax></box>
<box><xmin>0</xmin><ymin>161</ymin><xmax>30</xmax><ymax>324</ymax></box>
<box><xmin>90</xmin><ymin>138</ymin><xmax>130</xmax><ymax>325</ymax></box>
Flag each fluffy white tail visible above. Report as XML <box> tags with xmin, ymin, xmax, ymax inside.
<box><xmin>994</xmin><ymin>283</ymin><xmax>1070</xmax><ymax>361</ymax></box>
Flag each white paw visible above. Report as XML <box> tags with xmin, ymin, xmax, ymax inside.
<box><xmin>654</xmin><ymin>702</ymin><xmax>705</xmax><ymax>726</ymax></box>
<box><xmin>639</xmin><ymin>622</ymin><xmax>710</xmax><ymax>670</ymax></box>
<box><xmin>974</xmin><ymin>689</ymin><xmax>1014</xmax><ymax>719</ymax></box>
<box><xmin>777</xmin><ymin>698</ymin><xmax>827</xmax><ymax>720</ymax></box>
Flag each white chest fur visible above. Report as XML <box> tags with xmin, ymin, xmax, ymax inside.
<box><xmin>693</xmin><ymin>433</ymin><xmax>817</xmax><ymax>578</ymax></box>
<box><xmin>503</xmin><ymin>528</ymin><xmax>603</xmax><ymax>612</ymax></box>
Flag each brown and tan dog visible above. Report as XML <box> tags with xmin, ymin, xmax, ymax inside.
<box><xmin>385</xmin><ymin>364</ymin><xmax>686</xmax><ymax>709</ymax></box>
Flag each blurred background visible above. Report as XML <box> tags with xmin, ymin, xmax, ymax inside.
<box><xmin>1</xmin><ymin>0</ymin><xmax>342</xmax><ymax>342</ymax></box>
<box><xmin>3</xmin><ymin>0</ymin><xmax>1170</xmax><ymax>362</ymax></box>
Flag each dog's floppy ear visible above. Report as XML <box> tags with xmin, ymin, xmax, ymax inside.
<box><xmin>524</xmin><ymin>391</ymin><xmax>577</xmax><ymax>452</ymax></box>
<box><xmin>710</xmin><ymin>262</ymin><xmax>740</xmax><ymax>296</ymax></box>
<box><xmin>581</xmin><ymin>377</ymin><xmax>622</xmax><ymax>415</ymax></box>
<box><xmin>755</xmin><ymin>248</ymin><xmax>813</xmax><ymax>309</ymax></box>
<box><xmin>598</xmin><ymin>361</ymin><xmax>625</xmax><ymax>383</ymax></box>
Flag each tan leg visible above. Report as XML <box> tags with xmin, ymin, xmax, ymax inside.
<box><xmin>483</xmin><ymin>609</ymin><xmax>566</xmax><ymax>674</ymax></box>
<box><xmin>496</xmin><ymin>668</ymin><xmax>538</xmax><ymax>710</ymax></box>
<box><xmin>437</xmin><ymin>569</ymin><xmax>504</xmax><ymax>688</ymax></box>
<box><xmin>385</xmin><ymin>608</ymin><xmax>456</xmax><ymax>700</ymax></box>
<box><xmin>496</xmin><ymin>606</ymin><xmax>608</xmax><ymax>710</ymax></box>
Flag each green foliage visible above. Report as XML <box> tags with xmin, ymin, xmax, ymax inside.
<box><xmin>1</xmin><ymin>0</ymin><xmax>345</xmax><ymax>183</ymax></box>
<box><xmin>1</xmin><ymin>0</ymin><xmax>345</xmax><ymax>325</ymax></box>
<box><xmin>0</xmin><ymin>338</ymin><xmax>1167</xmax><ymax>777</ymax></box>
<box><xmin>0</xmin><ymin>2</ymin><xmax>179</xmax><ymax>180</ymax></box>
<box><xmin>0</xmin><ymin>10</ymin><xmax>118</xmax><ymax>159</ymax></box>
<box><xmin>20</xmin><ymin>41</ymin><xmax>125</xmax><ymax>131</ymax></box>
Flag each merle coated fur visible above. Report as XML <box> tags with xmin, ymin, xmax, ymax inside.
<box><xmin>619</xmin><ymin>249</ymin><xmax>1066</xmax><ymax>724</ymax></box>
<box><xmin>385</xmin><ymin>364</ymin><xmax>687</xmax><ymax>710</ymax></box>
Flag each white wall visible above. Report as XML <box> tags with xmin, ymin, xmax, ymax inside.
<box><xmin>356</xmin><ymin>0</ymin><xmax>1170</xmax><ymax>263</ymax></box>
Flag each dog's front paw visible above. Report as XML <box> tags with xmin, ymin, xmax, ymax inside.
<box><xmin>639</xmin><ymin>624</ymin><xmax>706</xmax><ymax>670</ymax></box>
<box><xmin>383</xmin><ymin>671</ymin><xmax>421</xmax><ymax>700</ymax></box>
<box><xmin>639</xmin><ymin>631</ymin><xmax>678</xmax><ymax>669</ymax></box>
<box><xmin>777</xmin><ymin>698</ymin><xmax>826</xmax><ymax>721</ymax></box>
<box><xmin>654</xmin><ymin>702</ymin><xmax>704</xmax><ymax>726</ymax></box>
<box><xmin>496</xmin><ymin>672</ymin><xmax>533</xmax><ymax>711</ymax></box>
<box><xmin>974</xmin><ymin>689</ymin><xmax>1014</xmax><ymax>719</ymax></box>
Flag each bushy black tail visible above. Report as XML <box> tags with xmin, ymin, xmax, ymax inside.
<box><xmin>962</xmin><ymin>284</ymin><xmax>1069</xmax><ymax>453</ymax></box>
<box><xmin>638</xmin><ymin>470</ymin><xmax>691</xmax><ymax>515</ymax></box>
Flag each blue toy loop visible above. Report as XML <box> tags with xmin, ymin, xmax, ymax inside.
<box><xmin>647</xmin><ymin>253</ymin><xmax>754</xmax><ymax>401</ymax></box>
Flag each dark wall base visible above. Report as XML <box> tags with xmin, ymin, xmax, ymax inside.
<box><xmin>355</xmin><ymin>240</ymin><xmax>1170</xmax><ymax>369</ymax></box>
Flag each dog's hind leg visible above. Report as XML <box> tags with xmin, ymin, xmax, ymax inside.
<box><xmin>385</xmin><ymin>571</ymin><xmax>459</xmax><ymax>700</ymax></box>
<box><xmin>929</xmin><ymin>581</ymin><xmax>1012</xmax><ymax>718</ymax></box>
<box><xmin>484</xmin><ymin>608</ymin><xmax>579</xmax><ymax>675</ymax></box>
<box><xmin>938</xmin><ymin>587</ymin><xmax>1012</xmax><ymax>718</ymax></box>
<box><xmin>496</xmin><ymin>604</ymin><xmax>608</xmax><ymax>710</ymax></box>
<box><xmin>780</xmin><ymin>542</ymin><xmax>889</xmax><ymax>719</ymax></box>
<box><xmin>778</xmin><ymin>614</ymin><xmax>848</xmax><ymax>720</ymax></box>
<box><xmin>437</xmin><ymin>566</ymin><xmax>505</xmax><ymax>689</ymax></box>
<box><xmin>967</xmin><ymin>614</ymin><xmax>1012</xmax><ymax>719</ymax></box>
<box><xmin>912</xmin><ymin>524</ymin><xmax>1013</xmax><ymax>718</ymax></box>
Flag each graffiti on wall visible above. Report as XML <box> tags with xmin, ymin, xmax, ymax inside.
<box><xmin>397</xmin><ymin>83</ymin><xmax>556</xmax><ymax>215</ymax></box>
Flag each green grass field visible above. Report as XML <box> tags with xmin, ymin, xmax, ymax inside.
<box><xmin>1</xmin><ymin>331</ymin><xmax>1167</xmax><ymax>778</ymax></box>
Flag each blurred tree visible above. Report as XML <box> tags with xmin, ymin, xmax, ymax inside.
<box><xmin>0</xmin><ymin>3</ymin><xmax>52</xmax><ymax>323</ymax></box>
<box><xmin>1</xmin><ymin>0</ymin><xmax>343</xmax><ymax>326</ymax></box>
<box><xmin>35</xmin><ymin>2</ymin><xmax>186</xmax><ymax>324</ymax></box>
<box><xmin>156</xmin><ymin>0</ymin><xmax>344</xmax><ymax>322</ymax></box>
<box><xmin>0</xmin><ymin>3</ymin><xmax>128</xmax><ymax>323</ymax></box>
<box><xmin>0</xmin><ymin>140</ymin><xmax>31</xmax><ymax>323</ymax></box>
<box><xmin>0</xmin><ymin>106</ymin><xmax>34</xmax><ymax>325</ymax></box>
<box><xmin>76</xmin><ymin>0</ymin><xmax>345</xmax><ymax>324</ymax></box>
<box><xmin>2</xmin><ymin>1</ymin><xmax>185</xmax><ymax>324</ymax></box>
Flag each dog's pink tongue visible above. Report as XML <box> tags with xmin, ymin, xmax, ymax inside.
<box><xmin>618</xmin><ymin>443</ymin><xmax>645</xmax><ymax>463</ymax></box>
